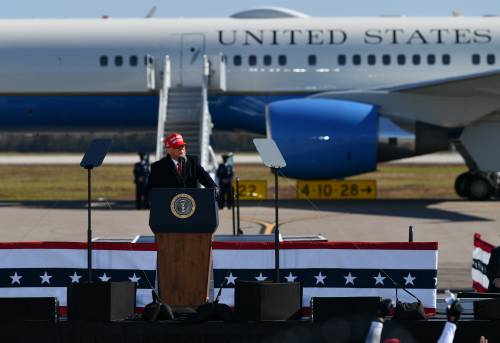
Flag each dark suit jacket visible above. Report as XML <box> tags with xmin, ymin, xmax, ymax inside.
<box><xmin>147</xmin><ymin>154</ymin><xmax>216</xmax><ymax>191</ymax></box>
<box><xmin>487</xmin><ymin>246</ymin><xmax>500</xmax><ymax>292</ymax></box>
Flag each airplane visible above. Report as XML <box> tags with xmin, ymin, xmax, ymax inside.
<box><xmin>0</xmin><ymin>7</ymin><xmax>499</xmax><ymax>200</ymax></box>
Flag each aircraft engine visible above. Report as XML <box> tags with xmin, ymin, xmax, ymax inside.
<box><xmin>267</xmin><ymin>98</ymin><xmax>378</xmax><ymax>179</ymax></box>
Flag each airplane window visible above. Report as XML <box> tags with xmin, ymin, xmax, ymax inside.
<box><xmin>487</xmin><ymin>54</ymin><xmax>495</xmax><ymax>65</ymax></box>
<box><xmin>442</xmin><ymin>54</ymin><xmax>451</xmax><ymax>65</ymax></box>
<box><xmin>397</xmin><ymin>54</ymin><xmax>406</xmax><ymax>65</ymax></box>
<box><xmin>115</xmin><ymin>56</ymin><xmax>123</xmax><ymax>67</ymax></box>
<box><xmin>99</xmin><ymin>55</ymin><xmax>108</xmax><ymax>67</ymax></box>
<box><xmin>233</xmin><ymin>55</ymin><xmax>242</xmax><ymax>66</ymax></box>
<box><xmin>382</xmin><ymin>54</ymin><xmax>391</xmax><ymax>65</ymax></box>
<box><xmin>352</xmin><ymin>55</ymin><xmax>361</xmax><ymax>65</ymax></box>
<box><xmin>367</xmin><ymin>55</ymin><xmax>376</xmax><ymax>66</ymax></box>
<box><xmin>338</xmin><ymin>55</ymin><xmax>346</xmax><ymax>65</ymax></box>
<box><xmin>264</xmin><ymin>55</ymin><xmax>272</xmax><ymax>66</ymax></box>
<box><xmin>472</xmin><ymin>54</ymin><xmax>480</xmax><ymax>65</ymax></box>
<box><xmin>278</xmin><ymin>55</ymin><xmax>287</xmax><ymax>66</ymax></box>
<box><xmin>129</xmin><ymin>55</ymin><xmax>138</xmax><ymax>66</ymax></box>
<box><xmin>427</xmin><ymin>54</ymin><xmax>436</xmax><ymax>65</ymax></box>
<box><xmin>412</xmin><ymin>54</ymin><xmax>421</xmax><ymax>65</ymax></box>
<box><xmin>249</xmin><ymin>55</ymin><xmax>257</xmax><ymax>66</ymax></box>
<box><xmin>308</xmin><ymin>54</ymin><xmax>317</xmax><ymax>66</ymax></box>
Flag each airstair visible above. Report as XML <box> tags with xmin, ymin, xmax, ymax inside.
<box><xmin>154</xmin><ymin>54</ymin><xmax>226</xmax><ymax>173</ymax></box>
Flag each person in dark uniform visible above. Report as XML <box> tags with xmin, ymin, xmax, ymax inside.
<box><xmin>133</xmin><ymin>152</ymin><xmax>150</xmax><ymax>209</ymax></box>
<box><xmin>216</xmin><ymin>153</ymin><xmax>234</xmax><ymax>209</ymax></box>
<box><xmin>147</xmin><ymin>132</ymin><xmax>217</xmax><ymax>190</ymax></box>
<box><xmin>487</xmin><ymin>246</ymin><xmax>500</xmax><ymax>292</ymax></box>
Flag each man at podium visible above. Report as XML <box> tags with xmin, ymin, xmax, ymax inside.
<box><xmin>148</xmin><ymin>132</ymin><xmax>218</xmax><ymax>308</ymax></box>
<box><xmin>148</xmin><ymin>133</ymin><xmax>217</xmax><ymax>190</ymax></box>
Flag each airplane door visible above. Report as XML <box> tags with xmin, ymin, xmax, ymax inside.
<box><xmin>180</xmin><ymin>34</ymin><xmax>206</xmax><ymax>87</ymax></box>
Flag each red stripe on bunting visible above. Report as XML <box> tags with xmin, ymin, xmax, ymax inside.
<box><xmin>0</xmin><ymin>241</ymin><xmax>438</xmax><ymax>251</ymax></box>
<box><xmin>474</xmin><ymin>233</ymin><xmax>494</xmax><ymax>253</ymax></box>
<box><xmin>0</xmin><ymin>241</ymin><xmax>157</xmax><ymax>251</ymax></box>
<box><xmin>212</xmin><ymin>241</ymin><xmax>438</xmax><ymax>250</ymax></box>
<box><xmin>473</xmin><ymin>281</ymin><xmax>488</xmax><ymax>293</ymax></box>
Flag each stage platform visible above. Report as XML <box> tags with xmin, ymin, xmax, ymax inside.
<box><xmin>0</xmin><ymin>318</ymin><xmax>497</xmax><ymax>343</ymax></box>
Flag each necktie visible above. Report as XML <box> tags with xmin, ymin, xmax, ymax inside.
<box><xmin>177</xmin><ymin>160</ymin><xmax>182</xmax><ymax>176</ymax></box>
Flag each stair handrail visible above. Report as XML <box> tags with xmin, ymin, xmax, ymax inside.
<box><xmin>199</xmin><ymin>55</ymin><xmax>214</xmax><ymax>170</ymax></box>
<box><xmin>155</xmin><ymin>55</ymin><xmax>171</xmax><ymax>161</ymax></box>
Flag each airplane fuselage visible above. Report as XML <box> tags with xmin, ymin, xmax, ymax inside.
<box><xmin>0</xmin><ymin>16</ymin><xmax>499</xmax><ymax>132</ymax></box>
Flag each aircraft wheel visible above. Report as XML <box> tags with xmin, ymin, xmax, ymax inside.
<box><xmin>467</xmin><ymin>175</ymin><xmax>493</xmax><ymax>201</ymax></box>
<box><xmin>454</xmin><ymin>172</ymin><xmax>472</xmax><ymax>198</ymax></box>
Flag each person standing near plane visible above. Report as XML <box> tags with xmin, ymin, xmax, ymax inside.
<box><xmin>216</xmin><ymin>152</ymin><xmax>234</xmax><ymax>209</ymax></box>
<box><xmin>147</xmin><ymin>133</ymin><xmax>217</xmax><ymax>190</ymax></box>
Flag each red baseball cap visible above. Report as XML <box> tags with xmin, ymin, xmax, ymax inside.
<box><xmin>383</xmin><ymin>339</ymin><xmax>401</xmax><ymax>343</ymax></box>
<box><xmin>164</xmin><ymin>133</ymin><xmax>186</xmax><ymax>149</ymax></box>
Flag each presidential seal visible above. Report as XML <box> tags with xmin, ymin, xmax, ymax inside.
<box><xmin>170</xmin><ymin>193</ymin><xmax>196</xmax><ymax>219</ymax></box>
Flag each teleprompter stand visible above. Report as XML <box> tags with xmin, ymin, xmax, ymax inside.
<box><xmin>80</xmin><ymin>138</ymin><xmax>112</xmax><ymax>282</ymax></box>
<box><xmin>232</xmin><ymin>139</ymin><xmax>301</xmax><ymax>321</ymax></box>
<box><xmin>68</xmin><ymin>139</ymin><xmax>136</xmax><ymax>321</ymax></box>
<box><xmin>149</xmin><ymin>188</ymin><xmax>218</xmax><ymax>308</ymax></box>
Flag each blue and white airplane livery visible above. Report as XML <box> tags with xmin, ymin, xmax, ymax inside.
<box><xmin>1</xmin><ymin>7</ymin><xmax>500</xmax><ymax>199</ymax></box>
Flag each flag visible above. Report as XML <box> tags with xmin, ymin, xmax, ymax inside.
<box><xmin>213</xmin><ymin>241</ymin><xmax>438</xmax><ymax>314</ymax></box>
<box><xmin>0</xmin><ymin>242</ymin><xmax>157</xmax><ymax>314</ymax></box>
<box><xmin>472</xmin><ymin>233</ymin><xmax>494</xmax><ymax>292</ymax></box>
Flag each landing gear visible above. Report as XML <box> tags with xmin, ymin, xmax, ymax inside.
<box><xmin>455</xmin><ymin>172</ymin><xmax>497</xmax><ymax>200</ymax></box>
<box><xmin>454</xmin><ymin>172</ymin><xmax>472</xmax><ymax>198</ymax></box>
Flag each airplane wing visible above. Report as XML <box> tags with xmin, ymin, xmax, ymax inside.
<box><xmin>312</xmin><ymin>69</ymin><xmax>500</xmax><ymax>127</ymax></box>
<box><xmin>384</xmin><ymin>68</ymin><xmax>500</xmax><ymax>97</ymax></box>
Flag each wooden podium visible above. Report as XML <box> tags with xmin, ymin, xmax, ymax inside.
<box><xmin>149</xmin><ymin>188</ymin><xmax>218</xmax><ymax>308</ymax></box>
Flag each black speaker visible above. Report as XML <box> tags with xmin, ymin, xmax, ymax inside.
<box><xmin>311</xmin><ymin>297</ymin><xmax>381</xmax><ymax>322</ymax></box>
<box><xmin>0</xmin><ymin>297</ymin><xmax>59</xmax><ymax>322</ymax></box>
<box><xmin>67</xmin><ymin>282</ymin><xmax>136</xmax><ymax>321</ymax></box>
<box><xmin>235</xmin><ymin>281</ymin><xmax>301</xmax><ymax>321</ymax></box>
<box><xmin>474</xmin><ymin>298</ymin><xmax>500</xmax><ymax>320</ymax></box>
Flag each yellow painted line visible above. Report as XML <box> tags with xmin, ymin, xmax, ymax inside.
<box><xmin>262</xmin><ymin>222</ymin><xmax>275</xmax><ymax>235</ymax></box>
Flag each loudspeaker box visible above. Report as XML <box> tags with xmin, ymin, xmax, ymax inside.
<box><xmin>67</xmin><ymin>282</ymin><xmax>136</xmax><ymax>321</ymax></box>
<box><xmin>0</xmin><ymin>297</ymin><xmax>59</xmax><ymax>322</ymax></box>
<box><xmin>235</xmin><ymin>280</ymin><xmax>301</xmax><ymax>321</ymax></box>
<box><xmin>311</xmin><ymin>297</ymin><xmax>381</xmax><ymax>322</ymax></box>
<box><xmin>474</xmin><ymin>298</ymin><xmax>500</xmax><ymax>320</ymax></box>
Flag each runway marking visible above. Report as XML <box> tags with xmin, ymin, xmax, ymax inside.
<box><xmin>261</xmin><ymin>213</ymin><xmax>339</xmax><ymax>235</ymax></box>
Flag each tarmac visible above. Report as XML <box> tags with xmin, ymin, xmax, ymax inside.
<box><xmin>0</xmin><ymin>152</ymin><xmax>465</xmax><ymax>165</ymax></box>
<box><xmin>0</xmin><ymin>198</ymin><xmax>498</xmax><ymax>291</ymax></box>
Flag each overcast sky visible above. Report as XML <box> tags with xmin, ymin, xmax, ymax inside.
<box><xmin>2</xmin><ymin>0</ymin><xmax>500</xmax><ymax>18</ymax></box>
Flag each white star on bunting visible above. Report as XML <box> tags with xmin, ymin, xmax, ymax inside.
<box><xmin>9</xmin><ymin>272</ymin><xmax>22</xmax><ymax>285</ymax></box>
<box><xmin>284</xmin><ymin>272</ymin><xmax>297</xmax><ymax>282</ymax></box>
<box><xmin>99</xmin><ymin>273</ymin><xmax>111</xmax><ymax>282</ymax></box>
<box><xmin>225</xmin><ymin>272</ymin><xmax>238</xmax><ymax>285</ymax></box>
<box><xmin>403</xmin><ymin>272</ymin><xmax>416</xmax><ymax>286</ymax></box>
<box><xmin>40</xmin><ymin>271</ymin><xmax>53</xmax><ymax>285</ymax></box>
<box><xmin>255</xmin><ymin>273</ymin><xmax>267</xmax><ymax>281</ymax></box>
<box><xmin>373</xmin><ymin>272</ymin><xmax>386</xmax><ymax>286</ymax></box>
<box><xmin>314</xmin><ymin>272</ymin><xmax>327</xmax><ymax>285</ymax></box>
<box><xmin>69</xmin><ymin>272</ymin><xmax>82</xmax><ymax>283</ymax></box>
<box><xmin>344</xmin><ymin>272</ymin><xmax>357</xmax><ymax>285</ymax></box>
<box><xmin>128</xmin><ymin>273</ymin><xmax>141</xmax><ymax>284</ymax></box>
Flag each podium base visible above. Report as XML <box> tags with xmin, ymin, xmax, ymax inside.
<box><xmin>155</xmin><ymin>233</ymin><xmax>212</xmax><ymax>308</ymax></box>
